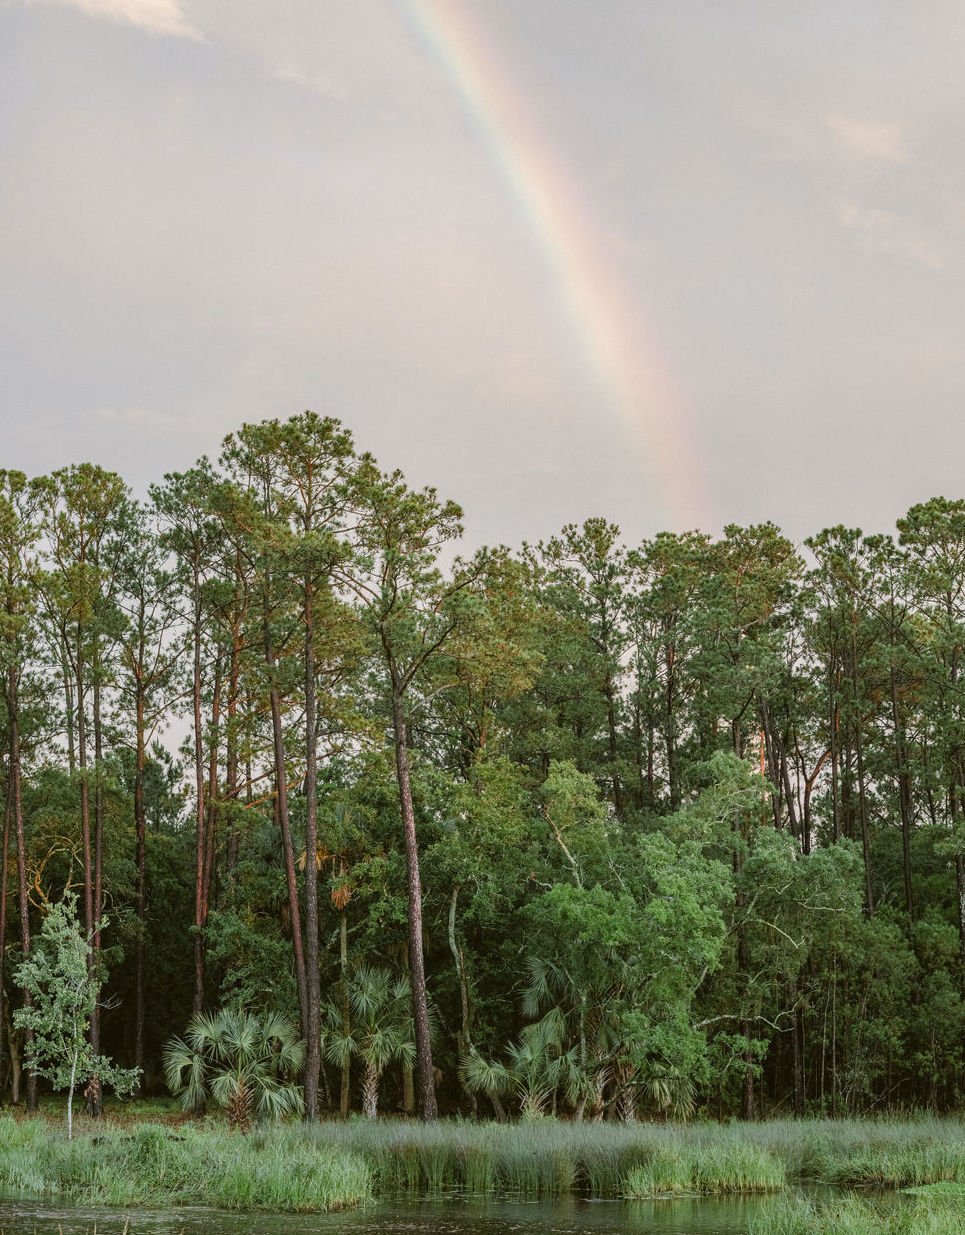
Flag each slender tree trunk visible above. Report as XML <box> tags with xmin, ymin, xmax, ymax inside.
<box><xmin>665</xmin><ymin>647</ymin><xmax>679</xmax><ymax>810</ymax></box>
<box><xmin>201</xmin><ymin>658</ymin><xmax>221</xmax><ymax>956</ymax></box>
<box><xmin>225</xmin><ymin>629</ymin><xmax>241</xmax><ymax>875</ymax></box>
<box><xmin>302</xmin><ymin>575</ymin><xmax>321</xmax><ymax>1121</ymax></box>
<box><xmin>792</xmin><ymin>986</ymin><xmax>804</xmax><ymax>1116</ymax></box>
<box><xmin>133</xmin><ymin>673</ymin><xmax>147</xmax><ymax>1096</ymax></box>
<box><xmin>89</xmin><ymin>672</ymin><xmax>104</xmax><ymax>1115</ymax></box>
<box><xmin>604</xmin><ymin>677</ymin><xmax>623</xmax><ymax>817</ymax></box>
<box><xmin>448</xmin><ymin>884</ymin><xmax>477</xmax><ymax>1115</ymax></box>
<box><xmin>264</xmin><ymin>614</ymin><xmax>308</xmax><ymax>1037</ymax></box>
<box><xmin>732</xmin><ymin>726</ymin><xmax>755</xmax><ymax>1122</ymax></box>
<box><xmin>853</xmin><ymin>695</ymin><xmax>874</xmax><ymax>919</ymax></box>
<box><xmin>956</xmin><ymin>854</ymin><xmax>965</xmax><ymax>988</ymax></box>
<box><xmin>191</xmin><ymin>577</ymin><xmax>205</xmax><ymax>1013</ymax></box>
<box><xmin>340</xmin><ymin>910</ymin><xmax>351</xmax><ymax>1118</ymax></box>
<box><xmin>5</xmin><ymin>1007</ymin><xmax>20</xmax><ymax>1106</ymax></box>
<box><xmin>75</xmin><ymin>641</ymin><xmax>93</xmax><ymax>944</ymax></box>
<box><xmin>892</xmin><ymin>688</ymin><xmax>915</xmax><ymax>920</ymax></box>
<box><xmin>391</xmin><ymin>690</ymin><xmax>437</xmax><ymax>1120</ymax></box>
<box><xmin>8</xmin><ymin>667</ymin><xmax>36</xmax><ymax>1110</ymax></box>
<box><xmin>829</xmin><ymin>651</ymin><xmax>840</xmax><ymax>842</ymax></box>
<box><xmin>67</xmin><ymin>1045</ymin><xmax>78</xmax><ymax>1141</ymax></box>
<box><xmin>0</xmin><ymin>784</ymin><xmax>9</xmax><ymax>1102</ymax></box>
<box><xmin>62</xmin><ymin>644</ymin><xmax>76</xmax><ymax>776</ymax></box>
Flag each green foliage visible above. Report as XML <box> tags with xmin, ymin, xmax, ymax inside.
<box><xmin>13</xmin><ymin>895</ymin><xmax>138</xmax><ymax>1137</ymax></box>
<box><xmin>4</xmin><ymin>413</ymin><xmax>965</xmax><ymax>1123</ymax></box>
<box><xmin>163</xmin><ymin>1008</ymin><xmax>304</xmax><ymax>1129</ymax></box>
<box><xmin>323</xmin><ymin>966</ymin><xmax>416</xmax><ymax>1117</ymax></box>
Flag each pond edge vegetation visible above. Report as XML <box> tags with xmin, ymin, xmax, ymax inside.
<box><xmin>0</xmin><ymin>1115</ymin><xmax>964</xmax><ymax>1214</ymax></box>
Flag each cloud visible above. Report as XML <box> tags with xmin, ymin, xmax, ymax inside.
<box><xmin>826</xmin><ymin>115</ymin><xmax>907</xmax><ymax>164</ymax></box>
<box><xmin>837</xmin><ymin>200</ymin><xmax>944</xmax><ymax>270</ymax></box>
<box><xmin>272</xmin><ymin>62</ymin><xmax>346</xmax><ymax>100</ymax></box>
<box><xmin>21</xmin><ymin>0</ymin><xmax>202</xmax><ymax>40</ymax></box>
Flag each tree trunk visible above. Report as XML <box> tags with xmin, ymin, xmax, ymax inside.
<box><xmin>75</xmin><ymin>641</ymin><xmax>93</xmax><ymax>946</ymax></box>
<box><xmin>5</xmin><ymin>1009</ymin><xmax>20</xmax><ymax>1106</ymax></box>
<box><xmin>448</xmin><ymin>884</ymin><xmax>477</xmax><ymax>1115</ymax></box>
<box><xmin>8</xmin><ymin>666</ymin><xmax>36</xmax><ymax>1110</ymax></box>
<box><xmin>0</xmin><ymin>786</ymin><xmax>9</xmax><ymax>1102</ymax></box>
<box><xmin>192</xmin><ymin>569</ymin><xmax>206</xmax><ymax>1015</ymax></box>
<box><xmin>741</xmin><ymin>1019</ymin><xmax>756</xmax><ymax>1121</ymax></box>
<box><xmin>225</xmin><ymin>626</ymin><xmax>242</xmax><ymax>875</ymax></box>
<box><xmin>391</xmin><ymin>691</ymin><xmax>437</xmax><ymax>1120</ymax></box>
<box><xmin>264</xmin><ymin>613</ymin><xmax>308</xmax><ymax>1038</ymax></box>
<box><xmin>665</xmin><ymin>646</ymin><xmax>679</xmax><ymax>810</ymax></box>
<box><xmin>302</xmin><ymin>575</ymin><xmax>321</xmax><ymax>1121</ymax></box>
<box><xmin>604</xmin><ymin>677</ymin><xmax>623</xmax><ymax>818</ymax></box>
<box><xmin>957</xmin><ymin>853</ymin><xmax>965</xmax><ymax>989</ymax></box>
<box><xmin>88</xmin><ymin>673</ymin><xmax>105</xmax><ymax>1116</ymax></box>
<box><xmin>892</xmin><ymin>686</ymin><xmax>915</xmax><ymax>921</ymax></box>
<box><xmin>133</xmin><ymin>672</ymin><xmax>147</xmax><ymax>1096</ymax></box>
<box><xmin>362</xmin><ymin>1062</ymin><xmax>379</xmax><ymax>1119</ymax></box>
<box><xmin>340</xmin><ymin>910</ymin><xmax>351</xmax><ymax>1118</ymax></box>
<box><xmin>200</xmin><ymin>658</ymin><xmax>221</xmax><ymax>985</ymax></box>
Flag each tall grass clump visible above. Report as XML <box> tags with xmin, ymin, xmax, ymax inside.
<box><xmin>733</xmin><ymin>1117</ymin><xmax>965</xmax><ymax>1187</ymax></box>
<box><xmin>692</xmin><ymin>1141</ymin><xmax>786</xmax><ymax>1193</ymax></box>
<box><xmin>828</xmin><ymin>1141</ymin><xmax>964</xmax><ymax>1188</ymax></box>
<box><xmin>750</xmin><ymin>1194</ymin><xmax>964</xmax><ymax>1235</ymax></box>
<box><xmin>623</xmin><ymin>1136</ymin><xmax>785</xmax><ymax>1198</ymax></box>
<box><xmin>623</xmin><ymin>1153</ymin><xmax>693</xmax><ymax>1198</ymax></box>
<box><xmin>0</xmin><ymin>1118</ymin><xmax>371</xmax><ymax>1212</ymax></box>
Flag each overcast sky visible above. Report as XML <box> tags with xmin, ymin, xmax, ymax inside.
<box><xmin>2</xmin><ymin>1</ymin><xmax>964</xmax><ymax>549</ymax></box>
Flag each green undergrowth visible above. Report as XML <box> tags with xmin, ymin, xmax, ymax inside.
<box><xmin>0</xmin><ymin>1114</ymin><xmax>963</xmax><ymax>1211</ymax></box>
<box><xmin>750</xmin><ymin>1194</ymin><xmax>964</xmax><ymax>1235</ymax></box>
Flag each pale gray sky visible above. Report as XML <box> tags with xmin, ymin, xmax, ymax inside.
<box><xmin>2</xmin><ymin>1</ymin><xmax>964</xmax><ymax>548</ymax></box>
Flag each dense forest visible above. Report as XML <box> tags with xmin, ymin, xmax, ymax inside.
<box><xmin>1</xmin><ymin>413</ymin><xmax>963</xmax><ymax>1126</ymax></box>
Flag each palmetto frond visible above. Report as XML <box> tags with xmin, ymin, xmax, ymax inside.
<box><xmin>324</xmin><ymin>1029</ymin><xmax>357</xmax><ymax>1069</ymax></box>
<box><xmin>459</xmin><ymin>1050</ymin><xmax>512</xmax><ymax>1098</ymax></box>
<box><xmin>252</xmin><ymin>1070</ymin><xmax>304</xmax><ymax>1120</ymax></box>
<box><xmin>161</xmin><ymin>1036</ymin><xmax>206</xmax><ymax>1113</ymax></box>
<box><xmin>348</xmin><ymin>966</ymin><xmax>394</xmax><ymax>1021</ymax></box>
<box><xmin>643</xmin><ymin>1068</ymin><xmax>696</xmax><ymax>1119</ymax></box>
<box><xmin>163</xmin><ymin>1008</ymin><xmax>304</xmax><ymax>1130</ymax></box>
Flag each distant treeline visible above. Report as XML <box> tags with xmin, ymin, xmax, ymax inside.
<box><xmin>0</xmin><ymin>412</ymin><xmax>963</xmax><ymax>1121</ymax></box>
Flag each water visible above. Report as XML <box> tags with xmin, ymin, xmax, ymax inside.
<box><xmin>0</xmin><ymin>1193</ymin><xmax>810</xmax><ymax>1235</ymax></box>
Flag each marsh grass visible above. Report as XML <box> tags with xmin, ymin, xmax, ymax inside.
<box><xmin>0</xmin><ymin>1118</ymin><xmax>371</xmax><ymax>1212</ymax></box>
<box><xmin>0</xmin><ymin>1113</ymin><xmax>963</xmax><ymax>1210</ymax></box>
<box><xmin>750</xmin><ymin>1194</ymin><xmax>964</xmax><ymax>1235</ymax></box>
<box><xmin>904</xmin><ymin>1181</ymin><xmax>965</xmax><ymax>1197</ymax></box>
<box><xmin>309</xmin><ymin>1115</ymin><xmax>964</xmax><ymax>1200</ymax></box>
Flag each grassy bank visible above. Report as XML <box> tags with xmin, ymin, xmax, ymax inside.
<box><xmin>0</xmin><ymin>1118</ymin><xmax>372</xmax><ymax>1212</ymax></box>
<box><xmin>750</xmin><ymin>1194</ymin><xmax>963</xmax><ymax>1235</ymax></box>
<box><xmin>0</xmin><ymin>1114</ymin><xmax>963</xmax><ymax>1211</ymax></box>
<box><xmin>300</xmin><ymin>1115</ymin><xmax>965</xmax><ymax>1199</ymax></box>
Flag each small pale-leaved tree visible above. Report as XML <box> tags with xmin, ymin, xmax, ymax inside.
<box><xmin>14</xmin><ymin>894</ymin><xmax>139</xmax><ymax>1138</ymax></box>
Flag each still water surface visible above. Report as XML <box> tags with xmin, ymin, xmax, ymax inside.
<box><xmin>0</xmin><ymin>1194</ymin><xmax>815</xmax><ymax>1235</ymax></box>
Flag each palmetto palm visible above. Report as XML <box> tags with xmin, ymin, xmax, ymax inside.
<box><xmin>461</xmin><ymin>957</ymin><xmax>625</xmax><ymax>1121</ymax></box>
<box><xmin>323</xmin><ymin>966</ymin><xmax>415</xmax><ymax>1118</ymax></box>
<box><xmin>163</xmin><ymin>1008</ymin><xmax>305</xmax><ymax>1131</ymax></box>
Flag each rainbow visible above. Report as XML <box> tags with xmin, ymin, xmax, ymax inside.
<box><xmin>398</xmin><ymin>0</ymin><xmax>706</xmax><ymax>530</ymax></box>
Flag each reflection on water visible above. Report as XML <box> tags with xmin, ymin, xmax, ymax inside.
<box><xmin>0</xmin><ymin>1193</ymin><xmax>807</xmax><ymax>1235</ymax></box>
